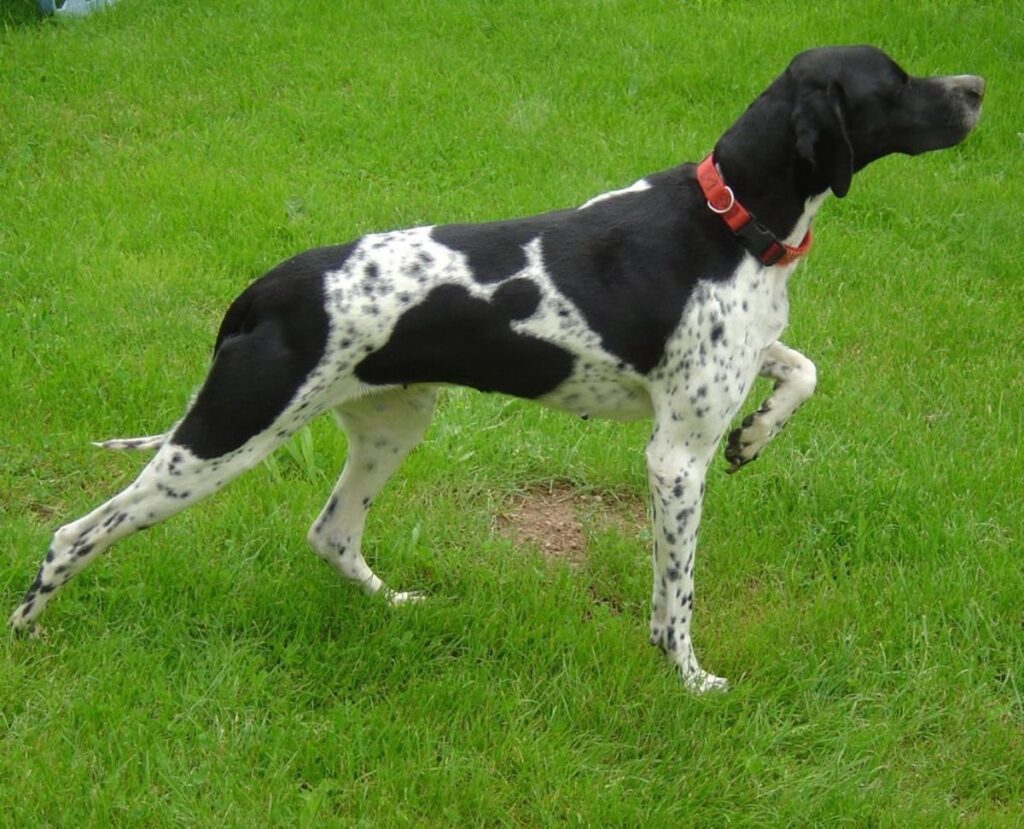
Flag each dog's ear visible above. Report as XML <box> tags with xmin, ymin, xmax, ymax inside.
<box><xmin>793</xmin><ymin>80</ymin><xmax>853</xmax><ymax>198</ymax></box>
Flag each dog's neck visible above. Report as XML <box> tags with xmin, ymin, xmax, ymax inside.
<box><xmin>786</xmin><ymin>193</ymin><xmax>827</xmax><ymax>249</ymax></box>
<box><xmin>711</xmin><ymin>79</ymin><xmax>831</xmax><ymax>245</ymax></box>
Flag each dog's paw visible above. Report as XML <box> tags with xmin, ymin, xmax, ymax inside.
<box><xmin>8</xmin><ymin>610</ymin><xmax>43</xmax><ymax>639</ymax></box>
<box><xmin>680</xmin><ymin>668</ymin><xmax>730</xmax><ymax>694</ymax></box>
<box><xmin>725</xmin><ymin>420</ymin><xmax>762</xmax><ymax>473</ymax></box>
<box><xmin>387</xmin><ymin>590</ymin><xmax>426</xmax><ymax>606</ymax></box>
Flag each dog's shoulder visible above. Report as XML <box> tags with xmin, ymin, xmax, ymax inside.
<box><xmin>544</xmin><ymin>164</ymin><xmax>747</xmax><ymax>374</ymax></box>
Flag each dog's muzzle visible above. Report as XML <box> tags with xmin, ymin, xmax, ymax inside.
<box><xmin>937</xmin><ymin>74</ymin><xmax>986</xmax><ymax>131</ymax></box>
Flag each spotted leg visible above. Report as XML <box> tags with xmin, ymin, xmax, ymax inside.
<box><xmin>646</xmin><ymin>419</ymin><xmax>728</xmax><ymax>694</ymax></box>
<box><xmin>307</xmin><ymin>385</ymin><xmax>437</xmax><ymax>604</ymax></box>
<box><xmin>9</xmin><ymin>428</ymin><xmax>291</xmax><ymax>633</ymax></box>
<box><xmin>725</xmin><ymin>341</ymin><xmax>817</xmax><ymax>472</ymax></box>
<box><xmin>10</xmin><ymin>300</ymin><xmax>341</xmax><ymax>632</ymax></box>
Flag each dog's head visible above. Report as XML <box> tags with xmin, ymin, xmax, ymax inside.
<box><xmin>786</xmin><ymin>45</ymin><xmax>984</xmax><ymax>198</ymax></box>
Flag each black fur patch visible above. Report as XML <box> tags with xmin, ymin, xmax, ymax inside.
<box><xmin>491</xmin><ymin>277</ymin><xmax>543</xmax><ymax>320</ymax></box>
<box><xmin>173</xmin><ymin>245</ymin><xmax>353</xmax><ymax>459</ymax></box>
<box><xmin>431</xmin><ymin>218</ymin><xmax>551</xmax><ymax>283</ymax></box>
<box><xmin>355</xmin><ymin>283</ymin><xmax>573</xmax><ymax>397</ymax></box>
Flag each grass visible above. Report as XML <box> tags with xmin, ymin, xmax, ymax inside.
<box><xmin>1</xmin><ymin>0</ymin><xmax>1022</xmax><ymax>824</ymax></box>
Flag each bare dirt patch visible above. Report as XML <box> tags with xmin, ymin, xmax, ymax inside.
<box><xmin>494</xmin><ymin>481</ymin><xmax>646</xmax><ymax>566</ymax></box>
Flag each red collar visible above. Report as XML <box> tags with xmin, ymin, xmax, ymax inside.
<box><xmin>696</xmin><ymin>155</ymin><xmax>812</xmax><ymax>267</ymax></box>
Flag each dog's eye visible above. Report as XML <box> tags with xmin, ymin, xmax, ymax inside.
<box><xmin>885</xmin><ymin>71</ymin><xmax>909</xmax><ymax>103</ymax></box>
<box><xmin>887</xmin><ymin>62</ymin><xmax>910</xmax><ymax>93</ymax></box>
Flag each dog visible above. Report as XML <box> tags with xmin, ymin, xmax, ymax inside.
<box><xmin>11</xmin><ymin>46</ymin><xmax>983</xmax><ymax>692</ymax></box>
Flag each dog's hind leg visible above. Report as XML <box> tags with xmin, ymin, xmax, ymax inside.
<box><xmin>307</xmin><ymin>385</ymin><xmax>438</xmax><ymax>604</ymax></box>
<box><xmin>8</xmin><ymin>428</ymin><xmax>294</xmax><ymax>632</ymax></box>
<box><xmin>10</xmin><ymin>299</ymin><xmax>333</xmax><ymax>632</ymax></box>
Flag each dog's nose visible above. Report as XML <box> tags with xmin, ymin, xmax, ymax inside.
<box><xmin>965</xmin><ymin>75</ymin><xmax>985</xmax><ymax>101</ymax></box>
<box><xmin>938</xmin><ymin>74</ymin><xmax>985</xmax><ymax>110</ymax></box>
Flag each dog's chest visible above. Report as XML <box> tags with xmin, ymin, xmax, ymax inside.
<box><xmin>717</xmin><ymin>258</ymin><xmax>792</xmax><ymax>353</ymax></box>
<box><xmin>652</xmin><ymin>259</ymin><xmax>794</xmax><ymax>420</ymax></box>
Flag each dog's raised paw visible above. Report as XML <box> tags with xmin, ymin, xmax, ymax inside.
<box><xmin>725</xmin><ymin>426</ymin><xmax>758</xmax><ymax>473</ymax></box>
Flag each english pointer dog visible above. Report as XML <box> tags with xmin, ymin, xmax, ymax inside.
<box><xmin>11</xmin><ymin>46</ymin><xmax>984</xmax><ymax>692</ymax></box>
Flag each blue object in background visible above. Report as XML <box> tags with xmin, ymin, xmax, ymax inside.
<box><xmin>38</xmin><ymin>0</ymin><xmax>117</xmax><ymax>16</ymax></box>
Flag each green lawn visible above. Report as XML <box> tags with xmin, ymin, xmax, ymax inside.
<box><xmin>2</xmin><ymin>0</ymin><xmax>1022</xmax><ymax>825</ymax></box>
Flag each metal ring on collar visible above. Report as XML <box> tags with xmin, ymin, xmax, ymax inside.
<box><xmin>707</xmin><ymin>186</ymin><xmax>735</xmax><ymax>214</ymax></box>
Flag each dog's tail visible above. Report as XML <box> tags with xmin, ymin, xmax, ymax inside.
<box><xmin>92</xmin><ymin>433</ymin><xmax>166</xmax><ymax>452</ymax></box>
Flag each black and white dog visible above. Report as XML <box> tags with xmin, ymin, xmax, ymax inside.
<box><xmin>11</xmin><ymin>46</ymin><xmax>983</xmax><ymax>692</ymax></box>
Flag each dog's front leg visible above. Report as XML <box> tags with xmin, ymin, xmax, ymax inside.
<box><xmin>725</xmin><ymin>341</ymin><xmax>816</xmax><ymax>472</ymax></box>
<box><xmin>646</xmin><ymin>422</ymin><xmax>728</xmax><ymax>693</ymax></box>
